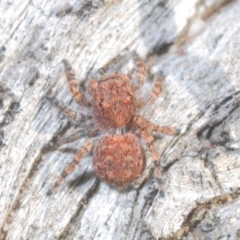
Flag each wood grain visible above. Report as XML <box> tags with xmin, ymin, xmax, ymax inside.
<box><xmin>0</xmin><ymin>0</ymin><xmax>239</xmax><ymax>239</ymax></box>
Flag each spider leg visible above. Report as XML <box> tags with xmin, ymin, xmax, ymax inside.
<box><xmin>88</xmin><ymin>78</ymin><xmax>98</xmax><ymax>95</ymax></box>
<box><xmin>133</xmin><ymin>56</ymin><xmax>163</xmax><ymax>107</ymax></box>
<box><xmin>133</xmin><ymin>56</ymin><xmax>147</xmax><ymax>90</ymax></box>
<box><xmin>136</xmin><ymin>75</ymin><xmax>163</xmax><ymax>108</ymax></box>
<box><xmin>62</xmin><ymin>59</ymin><xmax>91</xmax><ymax>107</ymax></box>
<box><xmin>134</xmin><ymin>116</ymin><xmax>180</xmax><ymax>135</ymax></box>
<box><xmin>46</xmin><ymin>95</ymin><xmax>88</xmax><ymax>122</ymax></box>
<box><xmin>44</xmin><ymin>130</ymin><xmax>85</xmax><ymax>153</ymax></box>
<box><xmin>145</xmin><ymin>75</ymin><xmax>163</xmax><ymax>105</ymax></box>
<box><xmin>55</xmin><ymin>127</ymin><xmax>99</xmax><ymax>149</ymax></box>
<box><xmin>139</xmin><ymin>128</ymin><xmax>164</xmax><ymax>197</ymax></box>
<box><xmin>59</xmin><ymin>132</ymin><xmax>86</xmax><ymax>145</ymax></box>
<box><xmin>50</xmin><ymin>139</ymin><xmax>94</xmax><ymax>193</ymax></box>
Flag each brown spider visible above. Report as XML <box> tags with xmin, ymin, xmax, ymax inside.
<box><xmin>47</xmin><ymin>57</ymin><xmax>179</xmax><ymax>197</ymax></box>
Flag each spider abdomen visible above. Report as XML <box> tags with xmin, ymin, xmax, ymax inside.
<box><xmin>93</xmin><ymin>133</ymin><xmax>145</xmax><ymax>187</ymax></box>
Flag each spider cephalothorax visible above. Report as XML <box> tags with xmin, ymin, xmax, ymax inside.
<box><xmin>89</xmin><ymin>74</ymin><xmax>136</xmax><ymax>130</ymax></box>
<box><xmin>48</xmin><ymin>57</ymin><xmax>179</xmax><ymax>196</ymax></box>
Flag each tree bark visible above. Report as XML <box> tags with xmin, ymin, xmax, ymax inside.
<box><xmin>0</xmin><ymin>0</ymin><xmax>239</xmax><ymax>239</ymax></box>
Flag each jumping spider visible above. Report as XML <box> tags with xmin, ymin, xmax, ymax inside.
<box><xmin>47</xmin><ymin>57</ymin><xmax>179</xmax><ymax>197</ymax></box>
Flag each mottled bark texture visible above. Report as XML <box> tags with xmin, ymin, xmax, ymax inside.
<box><xmin>0</xmin><ymin>0</ymin><xmax>239</xmax><ymax>239</ymax></box>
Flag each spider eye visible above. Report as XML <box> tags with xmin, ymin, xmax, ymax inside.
<box><xmin>125</xmin><ymin>95</ymin><xmax>134</xmax><ymax>103</ymax></box>
<box><xmin>99</xmin><ymin>102</ymin><xmax>103</xmax><ymax>107</ymax></box>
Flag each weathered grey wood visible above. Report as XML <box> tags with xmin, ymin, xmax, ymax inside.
<box><xmin>186</xmin><ymin>196</ymin><xmax>240</xmax><ymax>240</ymax></box>
<box><xmin>0</xmin><ymin>0</ymin><xmax>239</xmax><ymax>239</ymax></box>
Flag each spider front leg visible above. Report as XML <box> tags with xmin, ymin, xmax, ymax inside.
<box><xmin>134</xmin><ymin>56</ymin><xmax>163</xmax><ymax>107</ymax></box>
<box><xmin>147</xmin><ymin>75</ymin><xmax>163</xmax><ymax>103</ymax></box>
<box><xmin>139</xmin><ymin>129</ymin><xmax>164</xmax><ymax>197</ymax></box>
<box><xmin>133</xmin><ymin>56</ymin><xmax>147</xmax><ymax>90</ymax></box>
<box><xmin>137</xmin><ymin>75</ymin><xmax>163</xmax><ymax>108</ymax></box>
<box><xmin>62</xmin><ymin>59</ymin><xmax>90</xmax><ymax>107</ymax></box>
<box><xmin>134</xmin><ymin>116</ymin><xmax>180</xmax><ymax>136</ymax></box>
<box><xmin>49</xmin><ymin>139</ymin><xmax>94</xmax><ymax>194</ymax></box>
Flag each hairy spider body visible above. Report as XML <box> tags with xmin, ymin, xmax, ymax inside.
<box><xmin>48</xmin><ymin>57</ymin><xmax>179</xmax><ymax>197</ymax></box>
<box><xmin>89</xmin><ymin>74</ymin><xmax>136</xmax><ymax>130</ymax></box>
<box><xmin>93</xmin><ymin>133</ymin><xmax>145</xmax><ymax>187</ymax></box>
